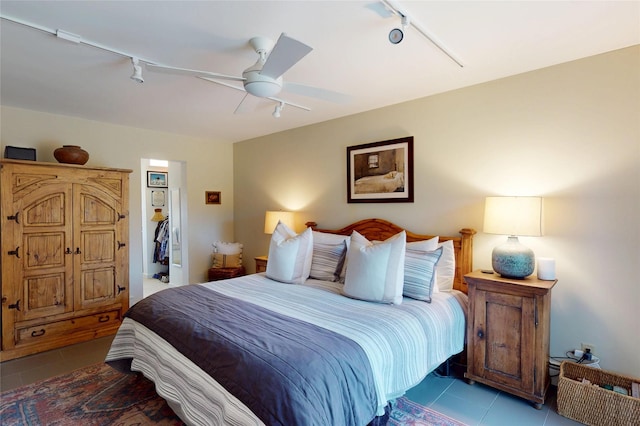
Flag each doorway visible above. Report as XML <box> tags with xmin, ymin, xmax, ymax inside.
<box><xmin>141</xmin><ymin>158</ymin><xmax>189</xmax><ymax>296</ymax></box>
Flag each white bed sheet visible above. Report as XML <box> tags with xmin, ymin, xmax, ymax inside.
<box><xmin>106</xmin><ymin>274</ymin><xmax>466</xmax><ymax>425</ymax></box>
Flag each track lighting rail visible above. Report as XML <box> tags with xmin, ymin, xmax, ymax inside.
<box><xmin>381</xmin><ymin>0</ymin><xmax>464</xmax><ymax>68</ymax></box>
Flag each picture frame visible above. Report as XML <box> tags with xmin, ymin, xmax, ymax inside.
<box><xmin>151</xmin><ymin>190</ymin><xmax>165</xmax><ymax>207</ymax></box>
<box><xmin>205</xmin><ymin>191</ymin><xmax>221</xmax><ymax>205</ymax></box>
<box><xmin>347</xmin><ymin>136</ymin><xmax>414</xmax><ymax>203</ymax></box>
<box><xmin>147</xmin><ymin>171</ymin><xmax>168</xmax><ymax>188</ymax></box>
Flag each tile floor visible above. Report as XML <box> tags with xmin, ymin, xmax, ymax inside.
<box><xmin>143</xmin><ymin>276</ymin><xmax>170</xmax><ymax>298</ymax></box>
<box><xmin>1</xmin><ymin>277</ymin><xmax>582</xmax><ymax>425</ymax></box>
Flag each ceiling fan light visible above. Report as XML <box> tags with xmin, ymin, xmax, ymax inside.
<box><xmin>272</xmin><ymin>102</ymin><xmax>284</xmax><ymax>118</ymax></box>
<box><xmin>130</xmin><ymin>58</ymin><xmax>144</xmax><ymax>83</ymax></box>
<box><xmin>246</xmin><ymin>81</ymin><xmax>281</xmax><ymax>97</ymax></box>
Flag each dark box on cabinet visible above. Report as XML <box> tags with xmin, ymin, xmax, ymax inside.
<box><xmin>4</xmin><ymin>146</ymin><xmax>36</xmax><ymax>161</ymax></box>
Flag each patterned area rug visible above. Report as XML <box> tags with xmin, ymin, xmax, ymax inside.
<box><xmin>1</xmin><ymin>362</ymin><xmax>465</xmax><ymax>425</ymax></box>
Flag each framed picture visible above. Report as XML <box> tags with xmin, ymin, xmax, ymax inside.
<box><xmin>205</xmin><ymin>191</ymin><xmax>221</xmax><ymax>205</ymax></box>
<box><xmin>347</xmin><ymin>136</ymin><xmax>414</xmax><ymax>203</ymax></box>
<box><xmin>151</xmin><ymin>190</ymin><xmax>165</xmax><ymax>207</ymax></box>
<box><xmin>147</xmin><ymin>171</ymin><xmax>168</xmax><ymax>188</ymax></box>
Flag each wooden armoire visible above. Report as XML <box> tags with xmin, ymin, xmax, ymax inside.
<box><xmin>1</xmin><ymin>159</ymin><xmax>131</xmax><ymax>361</ymax></box>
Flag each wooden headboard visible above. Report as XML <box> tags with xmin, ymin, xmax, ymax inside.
<box><xmin>306</xmin><ymin>218</ymin><xmax>476</xmax><ymax>294</ymax></box>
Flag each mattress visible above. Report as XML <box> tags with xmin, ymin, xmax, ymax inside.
<box><xmin>106</xmin><ymin>274</ymin><xmax>466</xmax><ymax>425</ymax></box>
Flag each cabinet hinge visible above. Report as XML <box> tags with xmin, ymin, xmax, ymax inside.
<box><xmin>6</xmin><ymin>212</ymin><xmax>20</xmax><ymax>224</ymax></box>
<box><xmin>8</xmin><ymin>299</ymin><xmax>21</xmax><ymax>311</ymax></box>
<box><xmin>534</xmin><ymin>297</ymin><xmax>539</xmax><ymax>327</ymax></box>
<box><xmin>534</xmin><ymin>367</ymin><xmax>537</xmax><ymax>384</ymax></box>
<box><xmin>7</xmin><ymin>246</ymin><xmax>20</xmax><ymax>258</ymax></box>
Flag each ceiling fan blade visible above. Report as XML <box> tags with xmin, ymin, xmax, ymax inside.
<box><xmin>260</xmin><ymin>33</ymin><xmax>312</xmax><ymax>80</ymax></box>
<box><xmin>198</xmin><ymin>77</ymin><xmax>246</xmax><ymax>93</ymax></box>
<box><xmin>146</xmin><ymin>63</ymin><xmax>245</xmax><ymax>82</ymax></box>
<box><xmin>283</xmin><ymin>82</ymin><xmax>351</xmax><ymax>104</ymax></box>
<box><xmin>234</xmin><ymin>93</ymin><xmax>267</xmax><ymax>114</ymax></box>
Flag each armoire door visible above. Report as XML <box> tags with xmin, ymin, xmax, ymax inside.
<box><xmin>2</xmin><ymin>179</ymin><xmax>74</xmax><ymax>350</ymax></box>
<box><xmin>73</xmin><ymin>181</ymin><xmax>128</xmax><ymax>311</ymax></box>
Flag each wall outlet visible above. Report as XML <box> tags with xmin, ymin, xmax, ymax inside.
<box><xmin>581</xmin><ymin>343</ymin><xmax>596</xmax><ymax>354</ymax></box>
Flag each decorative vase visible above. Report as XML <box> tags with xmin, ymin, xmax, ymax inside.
<box><xmin>54</xmin><ymin>145</ymin><xmax>89</xmax><ymax>165</ymax></box>
<box><xmin>491</xmin><ymin>236</ymin><xmax>535</xmax><ymax>279</ymax></box>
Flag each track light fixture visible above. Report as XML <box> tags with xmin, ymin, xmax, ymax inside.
<box><xmin>272</xmin><ymin>102</ymin><xmax>284</xmax><ymax>118</ymax></box>
<box><xmin>389</xmin><ymin>15</ymin><xmax>410</xmax><ymax>44</ymax></box>
<box><xmin>130</xmin><ymin>57</ymin><xmax>144</xmax><ymax>83</ymax></box>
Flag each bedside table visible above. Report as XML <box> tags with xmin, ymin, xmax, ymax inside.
<box><xmin>464</xmin><ymin>270</ymin><xmax>557</xmax><ymax>409</ymax></box>
<box><xmin>254</xmin><ymin>256</ymin><xmax>268</xmax><ymax>273</ymax></box>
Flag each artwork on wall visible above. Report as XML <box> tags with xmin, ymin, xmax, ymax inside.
<box><xmin>151</xmin><ymin>190</ymin><xmax>165</xmax><ymax>207</ymax></box>
<box><xmin>205</xmin><ymin>191</ymin><xmax>221</xmax><ymax>205</ymax></box>
<box><xmin>346</xmin><ymin>136</ymin><xmax>414</xmax><ymax>203</ymax></box>
<box><xmin>147</xmin><ymin>171</ymin><xmax>168</xmax><ymax>188</ymax></box>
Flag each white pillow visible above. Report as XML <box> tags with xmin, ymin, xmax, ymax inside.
<box><xmin>213</xmin><ymin>241</ymin><xmax>243</xmax><ymax>255</ymax></box>
<box><xmin>406</xmin><ymin>236</ymin><xmax>439</xmax><ymax>251</ymax></box>
<box><xmin>266</xmin><ymin>222</ymin><xmax>313</xmax><ymax>284</ymax></box>
<box><xmin>343</xmin><ymin>230</ymin><xmax>406</xmax><ymax>304</ymax></box>
<box><xmin>436</xmin><ymin>240</ymin><xmax>456</xmax><ymax>291</ymax></box>
<box><xmin>403</xmin><ymin>247</ymin><xmax>443</xmax><ymax>302</ymax></box>
<box><xmin>211</xmin><ymin>241</ymin><xmax>243</xmax><ymax>268</ymax></box>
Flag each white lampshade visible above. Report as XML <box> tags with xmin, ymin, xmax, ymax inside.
<box><xmin>484</xmin><ymin>196</ymin><xmax>543</xmax><ymax>279</ymax></box>
<box><xmin>264</xmin><ymin>211</ymin><xmax>295</xmax><ymax>234</ymax></box>
<box><xmin>483</xmin><ymin>196</ymin><xmax>542</xmax><ymax>237</ymax></box>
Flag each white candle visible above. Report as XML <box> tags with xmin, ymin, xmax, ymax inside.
<box><xmin>537</xmin><ymin>257</ymin><xmax>556</xmax><ymax>280</ymax></box>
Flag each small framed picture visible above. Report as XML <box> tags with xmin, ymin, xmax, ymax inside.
<box><xmin>205</xmin><ymin>191</ymin><xmax>221</xmax><ymax>205</ymax></box>
<box><xmin>151</xmin><ymin>190</ymin><xmax>165</xmax><ymax>207</ymax></box>
<box><xmin>147</xmin><ymin>171</ymin><xmax>168</xmax><ymax>188</ymax></box>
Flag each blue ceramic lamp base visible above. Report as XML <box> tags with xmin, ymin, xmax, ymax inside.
<box><xmin>492</xmin><ymin>236</ymin><xmax>535</xmax><ymax>279</ymax></box>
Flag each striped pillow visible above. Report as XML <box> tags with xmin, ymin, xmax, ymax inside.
<box><xmin>403</xmin><ymin>246</ymin><xmax>443</xmax><ymax>302</ymax></box>
<box><xmin>310</xmin><ymin>241</ymin><xmax>347</xmax><ymax>281</ymax></box>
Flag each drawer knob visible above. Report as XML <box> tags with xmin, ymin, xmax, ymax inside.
<box><xmin>477</xmin><ymin>330</ymin><xmax>484</xmax><ymax>339</ymax></box>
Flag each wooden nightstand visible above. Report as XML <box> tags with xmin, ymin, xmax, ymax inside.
<box><xmin>255</xmin><ymin>256</ymin><xmax>268</xmax><ymax>273</ymax></box>
<box><xmin>464</xmin><ymin>270</ymin><xmax>557</xmax><ymax>409</ymax></box>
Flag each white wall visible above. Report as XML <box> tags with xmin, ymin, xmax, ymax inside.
<box><xmin>234</xmin><ymin>46</ymin><xmax>640</xmax><ymax>376</ymax></box>
<box><xmin>1</xmin><ymin>107</ymin><xmax>235</xmax><ymax>303</ymax></box>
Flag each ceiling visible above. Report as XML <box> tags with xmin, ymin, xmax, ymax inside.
<box><xmin>1</xmin><ymin>1</ymin><xmax>638</xmax><ymax>143</ymax></box>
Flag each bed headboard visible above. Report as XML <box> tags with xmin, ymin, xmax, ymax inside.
<box><xmin>306</xmin><ymin>218</ymin><xmax>476</xmax><ymax>294</ymax></box>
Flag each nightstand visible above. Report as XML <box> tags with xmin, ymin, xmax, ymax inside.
<box><xmin>255</xmin><ymin>256</ymin><xmax>268</xmax><ymax>273</ymax></box>
<box><xmin>464</xmin><ymin>270</ymin><xmax>557</xmax><ymax>409</ymax></box>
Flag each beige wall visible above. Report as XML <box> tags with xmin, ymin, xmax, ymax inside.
<box><xmin>234</xmin><ymin>46</ymin><xmax>640</xmax><ymax>376</ymax></box>
<box><xmin>1</xmin><ymin>107</ymin><xmax>235</xmax><ymax>302</ymax></box>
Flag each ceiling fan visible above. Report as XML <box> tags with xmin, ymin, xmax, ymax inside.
<box><xmin>146</xmin><ymin>33</ymin><xmax>347</xmax><ymax>116</ymax></box>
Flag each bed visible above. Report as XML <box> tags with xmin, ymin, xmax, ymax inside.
<box><xmin>106</xmin><ymin>218</ymin><xmax>476</xmax><ymax>426</ymax></box>
<box><xmin>354</xmin><ymin>171</ymin><xmax>404</xmax><ymax>193</ymax></box>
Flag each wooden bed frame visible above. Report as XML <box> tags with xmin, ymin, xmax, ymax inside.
<box><xmin>306</xmin><ymin>218</ymin><xmax>476</xmax><ymax>294</ymax></box>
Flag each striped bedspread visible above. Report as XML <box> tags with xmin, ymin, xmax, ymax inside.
<box><xmin>107</xmin><ymin>274</ymin><xmax>466</xmax><ymax>425</ymax></box>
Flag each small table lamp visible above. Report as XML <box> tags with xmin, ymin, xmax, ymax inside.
<box><xmin>264</xmin><ymin>210</ymin><xmax>295</xmax><ymax>234</ymax></box>
<box><xmin>483</xmin><ymin>196</ymin><xmax>542</xmax><ymax>279</ymax></box>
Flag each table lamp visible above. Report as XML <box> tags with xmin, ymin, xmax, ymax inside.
<box><xmin>264</xmin><ymin>210</ymin><xmax>295</xmax><ymax>234</ymax></box>
<box><xmin>483</xmin><ymin>196</ymin><xmax>542</xmax><ymax>279</ymax></box>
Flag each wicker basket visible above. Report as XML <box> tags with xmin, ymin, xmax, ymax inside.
<box><xmin>208</xmin><ymin>266</ymin><xmax>246</xmax><ymax>281</ymax></box>
<box><xmin>557</xmin><ymin>361</ymin><xmax>640</xmax><ymax>426</ymax></box>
